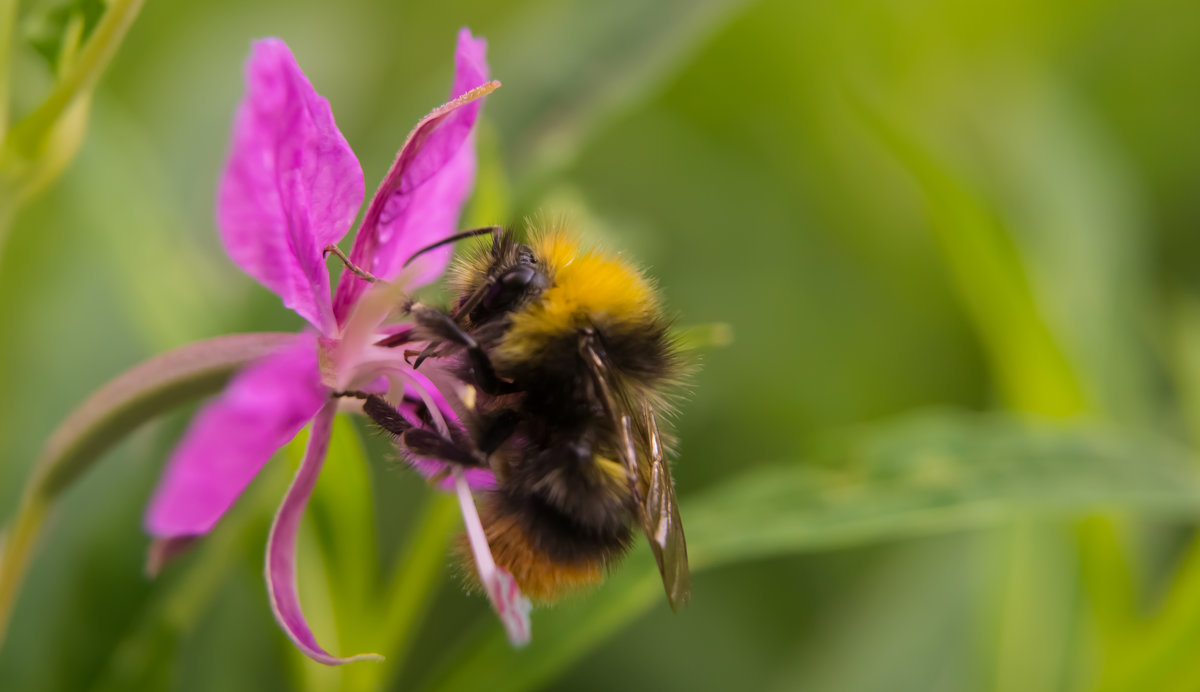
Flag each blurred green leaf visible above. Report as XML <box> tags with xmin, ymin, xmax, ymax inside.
<box><xmin>427</xmin><ymin>410</ymin><xmax>1200</xmax><ymax>692</ymax></box>
<box><xmin>673</xmin><ymin>322</ymin><xmax>734</xmax><ymax>352</ymax></box>
<box><xmin>5</xmin><ymin>0</ymin><xmax>143</xmax><ymax>158</ymax></box>
<box><xmin>63</xmin><ymin>97</ymin><xmax>241</xmax><ymax>350</ymax></box>
<box><xmin>24</xmin><ymin>0</ymin><xmax>106</xmax><ymax>74</ymax></box>
<box><xmin>86</xmin><ymin>461</ymin><xmax>288</xmax><ymax>692</ymax></box>
<box><xmin>488</xmin><ymin>0</ymin><xmax>752</xmax><ymax>202</ymax></box>
<box><xmin>854</xmin><ymin>98</ymin><xmax>1084</xmax><ymax>417</ymax></box>
<box><xmin>0</xmin><ymin>332</ymin><xmax>294</xmax><ymax>651</ymax></box>
<box><xmin>970</xmin><ymin>82</ymin><xmax>1161</xmax><ymax>428</ymax></box>
<box><xmin>359</xmin><ymin>494</ymin><xmax>460</xmax><ymax>692</ymax></box>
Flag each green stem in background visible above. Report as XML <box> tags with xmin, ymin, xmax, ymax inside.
<box><xmin>0</xmin><ymin>0</ymin><xmax>15</xmax><ymax>255</ymax></box>
<box><xmin>0</xmin><ymin>495</ymin><xmax>47</xmax><ymax>646</ymax></box>
<box><xmin>852</xmin><ymin>96</ymin><xmax>1085</xmax><ymax>416</ymax></box>
<box><xmin>0</xmin><ymin>190</ymin><xmax>13</xmax><ymax>256</ymax></box>
<box><xmin>5</xmin><ymin>0</ymin><xmax>144</xmax><ymax>156</ymax></box>
<box><xmin>1096</xmin><ymin>534</ymin><xmax>1200</xmax><ymax>692</ymax></box>
<box><xmin>0</xmin><ymin>0</ymin><xmax>17</xmax><ymax>139</ymax></box>
<box><xmin>344</xmin><ymin>494</ymin><xmax>459</xmax><ymax>692</ymax></box>
<box><xmin>1097</xmin><ymin>300</ymin><xmax>1200</xmax><ymax>692</ymax></box>
<box><xmin>852</xmin><ymin>95</ymin><xmax>1137</xmax><ymax>692</ymax></box>
<box><xmin>0</xmin><ymin>333</ymin><xmax>295</xmax><ymax>651</ymax></box>
<box><xmin>84</xmin><ymin>462</ymin><xmax>290</xmax><ymax>692</ymax></box>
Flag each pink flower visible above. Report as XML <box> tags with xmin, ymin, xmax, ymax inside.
<box><xmin>143</xmin><ymin>29</ymin><xmax>530</xmax><ymax>664</ymax></box>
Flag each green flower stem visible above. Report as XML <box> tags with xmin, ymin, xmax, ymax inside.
<box><xmin>5</xmin><ymin>0</ymin><xmax>144</xmax><ymax>156</ymax></box>
<box><xmin>0</xmin><ymin>493</ymin><xmax>47</xmax><ymax>650</ymax></box>
<box><xmin>0</xmin><ymin>332</ymin><xmax>295</xmax><ymax>651</ymax></box>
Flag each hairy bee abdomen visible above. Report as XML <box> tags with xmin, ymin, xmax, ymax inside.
<box><xmin>463</xmin><ymin>489</ymin><xmax>634</xmax><ymax>603</ymax></box>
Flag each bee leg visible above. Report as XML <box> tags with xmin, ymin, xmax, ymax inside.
<box><xmin>332</xmin><ymin>390</ymin><xmax>411</xmax><ymax>437</ymax></box>
<box><xmin>411</xmin><ymin>305</ymin><xmax>520</xmax><ymax>396</ymax></box>
<box><xmin>336</xmin><ymin>390</ymin><xmax>488</xmax><ymax>468</ymax></box>
<box><xmin>476</xmin><ymin>409</ymin><xmax>522</xmax><ymax>455</ymax></box>
<box><xmin>323</xmin><ymin>246</ymin><xmax>380</xmax><ymax>283</ymax></box>
<box><xmin>402</xmin><ymin>428</ymin><xmax>487</xmax><ymax>467</ymax></box>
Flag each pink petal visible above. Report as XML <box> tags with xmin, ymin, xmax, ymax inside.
<box><xmin>145</xmin><ymin>333</ymin><xmax>327</xmax><ymax>537</ymax></box>
<box><xmin>332</xmin><ymin>28</ymin><xmax>497</xmax><ymax>322</ymax></box>
<box><xmin>453</xmin><ymin>465</ymin><xmax>531</xmax><ymax>646</ymax></box>
<box><xmin>396</xmin><ymin>368</ymin><xmax>497</xmax><ymax>490</ymax></box>
<box><xmin>219</xmin><ymin>39</ymin><xmax>365</xmax><ymax>334</ymax></box>
<box><xmin>144</xmin><ymin>536</ymin><xmax>199</xmax><ymax>577</ymax></box>
<box><xmin>266</xmin><ymin>400</ymin><xmax>383</xmax><ymax>664</ymax></box>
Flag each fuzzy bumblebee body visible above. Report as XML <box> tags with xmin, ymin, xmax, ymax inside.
<box><xmin>428</xmin><ymin>227</ymin><xmax>689</xmax><ymax>606</ymax></box>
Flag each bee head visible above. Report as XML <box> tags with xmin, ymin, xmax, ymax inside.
<box><xmin>462</xmin><ymin>241</ymin><xmax>549</xmax><ymax>325</ymax></box>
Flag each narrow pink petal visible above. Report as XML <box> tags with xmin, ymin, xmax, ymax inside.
<box><xmin>145</xmin><ymin>333</ymin><xmax>326</xmax><ymax>537</ymax></box>
<box><xmin>219</xmin><ymin>38</ymin><xmax>365</xmax><ymax>334</ymax></box>
<box><xmin>453</xmin><ymin>466</ymin><xmax>531</xmax><ymax>646</ymax></box>
<box><xmin>333</xmin><ymin>28</ymin><xmax>497</xmax><ymax>322</ymax></box>
<box><xmin>266</xmin><ymin>400</ymin><xmax>384</xmax><ymax>664</ymax></box>
<box><xmin>395</xmin><ymin>367</ymin><xmax>497</xmax><ymax>490</ymax></box>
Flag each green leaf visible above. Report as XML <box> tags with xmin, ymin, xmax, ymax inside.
<box><xmin>425</xmin><ymin>411</ymin><xmax>1200</xmax><ymax>692</ymax></box>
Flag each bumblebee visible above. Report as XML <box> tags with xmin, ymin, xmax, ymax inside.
<box><xmin>345</xmin><ymin>221</ymin><xmax>690</xmax><ymax>608</ymax></box>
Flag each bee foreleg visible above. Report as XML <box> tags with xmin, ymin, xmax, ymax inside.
<box><xmin>323</xmin><ymin>245</ymin><xmax>380</xmax><ymax>283</ymax></box>
<box><xmin>411</xmin><ymin>305</ymin><xmax>520</xmax><ymax>396</ymax></box>
<box><xmin>332</xmin><ymin>390</ymin><xmax>411</xmax><ymax>437</ymax></box>
<box><xmin>402</xmin><ymin>428</ymin><xmax>487</xmax><ymax>467</ymax></box>
<box><xmin>476</xmin><ymin>409</ymin><xmax>522</xmax><ymax>455</ymax></box>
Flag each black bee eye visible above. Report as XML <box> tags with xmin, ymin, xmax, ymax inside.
<box><xmin>479</xmin><ymin>265</ymin><xmax>546</xmax><ymax>315</ymax></box>
<box><xmin>502</xmin><ymin>265</ymin><xmax>537</xmax><ymax>289</ymax></box>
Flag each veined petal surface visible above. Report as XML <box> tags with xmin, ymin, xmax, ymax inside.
<box><xmin>266</xmin><ymin>400</ymin><xmax>384</xmax><ymax>664</ymax></box>
<box><xmin>333</xmin><ymin>28</ymin><xmax>495</xmax><ymax>320</ymax></box>
<box><xmin>145</xmin><ymin>332</ymin><xmax>327</xmax><ymax>537</ymax></box>
<box><xmin>219</xmin><ymin>39</ymin><xmax>365</xmax><ymax>333</ymax></box>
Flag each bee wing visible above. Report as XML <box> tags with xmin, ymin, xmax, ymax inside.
<box><xmin>581</xmin><ymin>334</ymin><xmax>691</xmax><ymax>610</ymax></box>
<box><xmin>620</xmin><ymin>408</ymin><xmax>691</xmax><ymax>610</ymax></box>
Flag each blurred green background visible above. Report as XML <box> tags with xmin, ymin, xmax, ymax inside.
<box><xmin>5</xmin><ymin>0</ymin><xmax>1200</xmax><ymax>690</ymax></box>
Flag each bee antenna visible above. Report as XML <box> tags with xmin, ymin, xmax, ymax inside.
<box><xmin>402</xmin><ymin>226</ymin><xmax>504</xmax><ymax>268</ymax></box>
